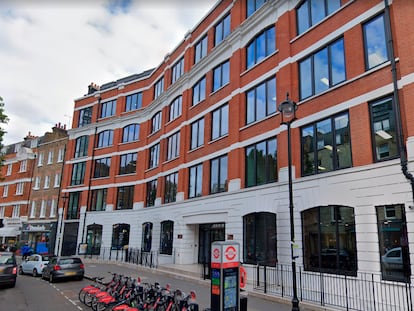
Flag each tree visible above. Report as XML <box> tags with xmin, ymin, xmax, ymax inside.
<box><xmin>0</xmin><ymin>96</ymin><xmax>9</xmax><ymax>178</ymax></box>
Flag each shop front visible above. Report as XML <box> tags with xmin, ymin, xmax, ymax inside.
<box><xmin>21</xmin><ymin>222</ymin><xmax>57</xmax><ymax>254</ymax></box>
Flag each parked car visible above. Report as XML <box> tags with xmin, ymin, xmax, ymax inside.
<box><xmin>19</xmin><ymin>254</ymin><xmax>54</xmax><ymax>277</ymax></box>
<box><xmin>41</xmin><ymin>256</ymin><xmax>84</xmax><ymax>283</ymax></box>
<box><xmin>381</xmin><ymin>247</ymin><xmax>403</xmax><ymax>270</ymax></box>
<box><xmin>0</xmin><ymin>251</ymin><xmax>17</xmax><ymax>288</ymax></box>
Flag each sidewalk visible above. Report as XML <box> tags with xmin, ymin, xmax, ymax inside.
<box><xmin>81</xmin><ymin>258</ymin><xmax>336</xmax><ymax>311</ymax></box>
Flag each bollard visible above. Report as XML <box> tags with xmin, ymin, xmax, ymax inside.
<box><xmin>240</xmin><ymin>295</ymin><xmax>248</xmax><ymax>311</ymax></box>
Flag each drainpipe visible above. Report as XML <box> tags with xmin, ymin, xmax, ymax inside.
<box><xmin>383</xmin><ymin>0</ymin><xmax>414</xmax><ymax>201</ymax></box>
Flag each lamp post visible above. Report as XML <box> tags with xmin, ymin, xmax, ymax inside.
<box><xmin>278</xmin><ymin>93</ymin><xmax>299</xmax><ymax>311</ymax></box>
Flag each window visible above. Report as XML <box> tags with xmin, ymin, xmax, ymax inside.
<box><xmin>164</xmin><ymin>172</ymin><xmax>178</xmax><ymax>203</ymax></box>
<box><xmin>302</xmin><ymin>205</ymin><xmax>357</xmax><ymax>275</ymax></box>
<box><xmin>213</xmin><ymin>60</ymin><xmax>230</xmax><ymax>92</ymax></box>
<box><xmin>370</xmin><ymin>97</ymin><xmax>398</xmax><ymax>161</ymax></box>
<box><xmin>243</xmin><ymin>212</ymin><xmax>277</xmax><ymax>265</ymax></box>
<box><xmin>111</xmin><ymin>223</ymin><xmax>130</xmax><ymax>250</ymax></box>
<box><xmin>50</xmin><ymin>199</ymin><xmax>56</xmax><ymax>217</ymax></box>
<box><xmin>142</xmin><ymin>222</ymin><xmax>153</xmax><ymax>252</ymax></box>
<box><xmin>97</xmin><ymin>130</ymin><xmax>114</xmax><ymax>148</ymax></box>
<box><xmin>246</xmin><ymin>77</ymin><xmax>276</xmax><ymax>124</ymax></box>
<box><xmin>38</xmin><ymin>153</ymin><xmax>43</xmax><ymax>166</ymax></box>
<box><xmin>54</xmin><ymin>173</ymin><xmax>60</xmax><ymax>187</ymax></box>
<box><xmin>215</xmin><ymin>13</ymin><xmax>231</xmax><ymax>46</ymax></box>
<box><xmin>3</xmin><ymin>185</ymin><xmax>8</xmax><ymax>197</ymax></box>
<box><xmin>363</xmin><ymin>14</ymin><xmax>388</xmax><ymax>70</ymax></box>
<box><xmin>191</xmin><ymin>118</ymin><xmax>204</xmax><ymax>150</ymax></box>
<box><xmin>189</xmin><ymin>163</ymin><xmax>203</xmax><ymax>198</ymax></box>
<box><xmin>149</xmin><ymin>143</ymin><xmax>160</xmax><ymax>169</ymax></box>
<box><xmin>299</xmin><ymin>38</ymin><xmax>345</xmax><ymax>100</ymax></box>
<box><xmin>44</xmin><ymin>175</ymin><xmax>50</xmax><ymax>189</ymax></box>
<box><xmin>146</xmin><ymin>179</ymin><xmax>157</xmax><ymax>207</ymax></box>
<box><xmin>169</xmin><ymin>96</ymin><xmax>182</xmax><ymax>122</ymax></box>
<box><xmin>0</xmin><ymin>207</ymin><xmax>4</xmax><ymax>218</ymax></box>
<box><xmin>125</xmin><ymin>92</ymin><xmax>142</xmax><ymax>112</ymax></box>
<box><xmin>212</xmin><ymin>104</ymin><xmax>229</xmax><ymax>140</ymax></box>
<box><xmin>19</xmin><ymin>160</ymin><xmax>27</xmax><ymax>172</ymax></box>
<box><xmin>192</xmin><ymin>77</ymin><xmax>206</xmax><ymax>106</ymax></box>
<box><xmin>167</xmin><ymin>132</ymin><xmax>180</xmax><ymax>161</ymax></box>
<box><xmin>247</xmin><ymin>0</ymin><xmax>266</xmax><ymax>18</ymax></box>
<box><xmin>377</xmin><ymin>204</ymin><xmax>410</xmax><ymax>282</ymax></box>
<box><xmin>40</xmin><ymin>200</ymin><xmax>46</xmax><ymax>218</ymax></box>
<box><xmin>210</xmin><ymin>155</ymin><xmax>228</xmax><ymax>194</ymax></box>
<box><xmin>71</xmin><ymin>162</ymin><xmax>86</xmax><ymax>185</ymax></box>
<box><xmin>246</xmin><ymin>138</ymin><xmax>277</xmax><ymax>187</ymax></box>
<box><xmin>119</xmin><ymin>153</ymin><xmax>137</xmax><ymax>175</ymax></box>
<box><xmin>171</xmin><ymin>57</ymin><xmax>184</xmax><ymax>83</ymax></box>
<box><xmin>6</xmin><ymin>164</ymin><xmax>12</xmax><ymax>175</ymax></box>
<box><xmin>297</xmin><ymin>0</ymin><xmax>341</xmax><ymax>35</ymax></box>
<box><xmin>151</xmin><ymin>112</ymin><xmax>162</xmax><ymax>134</ymax></box>
<box><xmin>67</xmin><ymin>192</ymin><xmax>80</xmax><ymax>219</ymax></box>
<box><xmin>194</xmin><ymin>35</ymin><xmax>208</xmax><ymax>64</ymax></box>
<box><xmin>246</xmin><ymin>26</ymin><xmax>275</xmax><ymax>69</ymax></box>
<box><xmin>154</xmin><ymin>77</ymin><xmax>164</xmax><ymax>99</ymax></box>
<box><xmin>47</xmin><ymin>151</ymin><xmax>54</xmax><ymax>164</ymax></box>
<box><xmin>100</xmin><ymin>99</ymin><xmax>116</xmax><ymax>118</ymax></box>
<box><xmin>160</xmin><ymin>220</ymin><xmax>174</xmax><ymax>255</ymax></box>
<box><xmin>12</xmin><ymin>204</ymin><xmax>20</xmax><ymax>218</ymax></box>
<box><xmin>74</xmin><ymin>136</ymin><xmax>89</xmax><ymax>158</ymax></box>
<box><xmin>94</xmin><ymin>157</ymin><xmax>111</xmax><ymax>178</ymax></box>
<box><xmin>91</xmin><ymin>188</ymin><xmax>107</xmax><ymax>211</ymax></box>
<box><xmin>16</xmin><ymin>182</ymin><xmax>24</xmax><ymax>195</ymax></box>
<box><xmin>116</xmin><ymin>186</ymin><xmax>134</xmax><ymax>210</ymax></box>
<box><xmin>79</xmin><ymin>106</ymin><xmax>92</xmax><ymax>127</ymax></box>
<box><xmin>34</xmin><ymin>177</ymin><xmax>40</xmax><ymax>189</ymax></box>
<box><xmin>30</xmin><ymin>201</ymin><xmax>36</xmax><ymax>218</ymax></box>
<box><xmin>302</xmin><ymin>112</ymin><xmax>351</xmax><ymax>176</ymax></box>
<box><xmin>57</xmin><ymin>148</ymin><xmax>64</xmax><ymax>162</ymax></box>
<box><xmin>122</xmin><ymin>124</ymin><xmax>140</xmax><ymax>143</ymax></box>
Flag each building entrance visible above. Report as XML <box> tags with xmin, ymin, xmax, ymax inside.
<box><xmin>198</xmin><ymin>223</ymin><xmax>225</xmax><ymax>264</ymax></box>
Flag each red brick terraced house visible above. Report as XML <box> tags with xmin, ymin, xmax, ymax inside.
<box><xmin>59</xmin><ymin>0</ymin><xmax>414</xmax><ymax>309</ymax></box>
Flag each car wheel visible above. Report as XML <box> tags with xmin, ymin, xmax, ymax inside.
<box><xmin>32</xmin><ymin>268</ymin><xmax>38</xmax><ymax>277</ymax></box>
<box><xmin>18</xmin><ymin>266</ymin><xmax>24</xmax><ymax>275</ymax></box>
<box><xmin>10</xmin><ymin>281</ymin><xmax>16</xmax><ymax>288</ymax></box>
<box><xmin>49</xmin><ymin>273</ymin><xmax>54</xmax><ymax>283</ymax></box>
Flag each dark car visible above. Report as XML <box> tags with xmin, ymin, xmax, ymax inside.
<box><xmin>0</xmin><ymin>252</ymin><xmax>17</xmax><ymax>288</ymax></box>
<box><xmin>41</xmin><ymin>256</ymin><xmax>84</xmax><ymax>283</ymax></box>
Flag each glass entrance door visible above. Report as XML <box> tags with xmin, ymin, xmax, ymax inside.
<box><xmin>198</xmin><ymin>223</ymin><xmax>225</xmax><ymax>264</ymax></box>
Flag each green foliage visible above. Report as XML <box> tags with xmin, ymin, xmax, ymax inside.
<box><xmin>0</xmin><ymin>96</ymin><xmax>9</xmax><ymax>178</ymax></box>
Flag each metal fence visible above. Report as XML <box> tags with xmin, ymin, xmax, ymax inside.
<box><xmin>253</xmin><ymin>264</ymin><xmax>413</xmax><ymax>311</ymax></box>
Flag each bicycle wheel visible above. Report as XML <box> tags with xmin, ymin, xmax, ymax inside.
<box><xmin>84</xmin><ymin>292</ymin><xmax>95</xmax><ymax>307</ymax></box>
<box><xmin>78</xmin><ymin>289</ymin><xmax>87</xmax><ymax>304</ymax></box>
<box><xmin>96</xmin><ymin>301</ymin><xmax>108</xmax><ymax>311</ymax></box>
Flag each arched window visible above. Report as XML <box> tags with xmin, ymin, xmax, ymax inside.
<box><xmin>122</xmin><ymin>124</ymin><xmax>140</xmax><ymax>143</ymax></box>
<box><xmin>302</xmin><ymin>205</ymin><xmax>357</xmax><ymax>275</ymax></box>
<box><xmin>160</xmin><ymin>221</ymin><xmax>174</xmax><ymax>255</ymax></box>
<box><xmin>142</xmin><ymin>222</ymin><xmax>153</xmax><ymax>252</ymax></box>
<box><xmin>243</xmin><ymin>212</ymin><xmax>277</xmax><ymax>265</ymax></box>
<box><xmin>111</xmin><ymin>223</ymin><xmax>130</xmax><ymax>250</ymax></box>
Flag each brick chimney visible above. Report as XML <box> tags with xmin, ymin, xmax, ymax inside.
<box><xmin>88</xmin><ymin>82</ymin><xmax>100</xmax><ymax>95</ymax></box>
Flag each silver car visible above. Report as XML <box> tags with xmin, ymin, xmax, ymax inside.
<box><xmin>19</xmin><ymin>254</ymin><xmax>53</xmax><ymax>277</ymax></box>
<box><xmin>41</xmin><ymin>257</ymin><xmax>84</xmax><ymax>283</ymax></box>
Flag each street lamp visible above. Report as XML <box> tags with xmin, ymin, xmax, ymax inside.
<box><xmin>278</xmin><ymin>93</ymin><xmax>299</xmax><ymax>311</ymax></box>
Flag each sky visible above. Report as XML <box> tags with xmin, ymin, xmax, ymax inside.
<box><xmin>0</xmin><ymin>0</ymin><xmax>217</xmax><ymax>146</ymax></box>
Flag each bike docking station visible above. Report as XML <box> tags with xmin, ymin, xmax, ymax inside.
<box><xmin>206</xmin><ymin>241</ymin><xmax>247</xmax><ymax>311</ymax></box>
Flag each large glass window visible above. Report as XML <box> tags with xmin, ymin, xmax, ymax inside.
<box><xmin>246</xmin><ymin>77</ymin><xmax>276</xmax><ymax>124</ymax></box>
<box><xmin>151</xmin><ymin>112</ymin><xmax>162</xmax><ymax>133</ymax></box>
<box><xmin>194</xmin><ymin>35</ymin><xmax>208</xmax><ymax>64</ymax></box>
<box><xmin>71</xmin><ymin>162</ymin><xmax>86</xmax><ymax>186</ymax></box>
<box><xmin>213</xmin><ymin>60</ymin><xmax>230</xmax><ymax>92</ymax></box>
<box><xmin>142</xmin><ymin>222</ymin><xmax>153</xmax><ymax>252</ymax></box>
<box><xmin>191</xmin><ymin>118</ymin><xmax>204</xmax><ymax>150</ymax></box>
<box><xmin>189</xmin><ymin>163</ymin><xmax>203</xmax><ymax>198</ymax></box>
<box><xmin>74</xmin><ymin>136</ymin><xmax>89</xmax><ymax>158</ymax></box>
<box><xmin>90</xmin><ymin>188</ymin><xmax>107</xmax><ymax>212</ymax></box>
<box><xmin>302</xmin><ymin>205</ymin><xmax>357</xmax><ymax>275</ymax></box>
<box><xmin>296</xmin><ymin>0</ymin><xmax>341</xmax><ymax>35</ymax></box>
<box><xmin>119</xmin><ymin>152</ymin><xmax>137</xmax><ymax>175</ymax></box>
<box><xmin>299</xmin><ymin>38</ymin><xmax>345</xmax><ymax>100</ymax></box>
<box><xmin>116</xmin><ymin>186</ymin><xmax>134</xmax><ymax>210</ymax></box>
<box><xmin>67</xmin><ymin>192</ymin><xmax>81</xmax><ymax>220</ymax></box>
<box><xmin>100</xmin><ymin>99</ymin><xmax>116</xmax><ymax>118</ymax></box>
<box><xmin>210</xmin><ymin>155</ymin><xmax>228</xmax><ymax>194</ymax></box>
<box><xmin>111</xmin><ymin>223</ymin><xmax>130</xmax><ymax>250</ymax></box>
<box><xmin>212</xmin><ymin>104</ymin><xmax>228</xmax><ymax>140</ymax></box>
<box><xmin>171</xmin><ymin>58</ymin><xmax>184</xmax><ymax>84</ymax></box>
<box><xmin>246</xmin><ymin>26</ymin><xmax>275</xmax><ymax>69</ymax></box>
<box><xmin>377</xmin><ymin>204</ymin><xmax>410</xmax><ymax>282</ymax></box>
<box><xmin>302</xmin><ymin>112</ymin><xmax>351</xmax><ymax>176</ymax></box>
<box><xmin>247</xmin><ymin>0</ymin><xmax>266</xmax><ymax>18</ymax></box>
<box><xmin>370</xmin><ymin>97</ymin><xmax>398</xmax><ymax>161</ymax></box>
<box><xmin>125</xmin><ymin>92</ymin><xmax>142</xmax><ymax>112</ymax></box>
<box><xmin>169</xmin><ymin>96</ymin><xmax>182</xmax><ymax>122</ymax></box>
<box><xmin>146</xmin><ymin>179</ymin><xmax>157</xmax><ymax>207</ymax></box>
<box><xmin>243</xmin><ymin>212</ymin><xmax>277</xmax><ymax>265</ymax></box>
<box><xmin>154</xmin><ymin>77</ymin><xmax>164</xmax><ymax>99</ymax></box>
<box><xmin>79</xmin><ymin>107</ymin><xmax>92</xmax><ymax>127</ymax></box>
<box><xmin>363</xmin><ymin>14</ymin><xmax>389</xmax><ymax>69</ymax></box>
<box><xmin>122</xmin><ymin>124</ymin><xmax>140</xmax><ymax>143</ymax></box>
<box><xmin>160</xmin><ymin>220</ymin><xmax>174</xmax><ymax>255</ymax></box>
<box><xmin>215</xmin><ymin>13</ymin><xmax>231</xmax><ymax>46</ymax></box>
<box><xmin>93</xmin><ymin>157</ymin><xmax>111</xmax><ymax>178</ymax></box>
<box><xmin>164</xmin><ymin>172</ymin><xmax>178</xmax><ymax>203</ymax></box>
<box><xmin>97</xmin><ymin>130</ymin><xmax>114</xmax><ymax>148</ymax></box>
<box><xmin>192</xmin><ymin>77</ymin><xmax>206</xmax><ymax>106</ymax></box>
<box><xmin>245</xmin><ymin>138</ymin><xmax>277</xmax><ymax>187</ymax></box>
<box><xmin>149</xmin><ymin>143</ymin><xmax>160</xmax><ymax>169</ymax></box>
<box><xmin>167</xmin><ymin>132</ymin><xmax>180</xmax><ymax>161</ymax></box>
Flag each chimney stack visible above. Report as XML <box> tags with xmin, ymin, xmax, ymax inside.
<box><xmin>88</xmin><ymin>82</ymin><xmax>100</xmax><ymax>95</ymax></box>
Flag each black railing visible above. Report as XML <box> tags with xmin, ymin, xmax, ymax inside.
<box><xmin>253</xmin><ymin>263</ymin><xmax>413</xmax><ymax>311</ymax></box>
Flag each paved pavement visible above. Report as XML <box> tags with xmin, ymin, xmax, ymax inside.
<box><xmin>81</xmin><ymin>258</ymin><xmax>335</xmax><ymax>311</ymax></box>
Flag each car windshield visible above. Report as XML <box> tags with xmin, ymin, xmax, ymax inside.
<box><xmin>0</xmin><ymin>254</ymin><xmax>14</xmax><ymax>264</ymax></box>
<box><xmin>59</xmin><ymin>258</ymin><xmax>81</xmax><ymax>265</ymax></box>
<box><xmin>42</xmin><ymin>255</ymin><xmax>53</xmax><ymax>261</ymax></box>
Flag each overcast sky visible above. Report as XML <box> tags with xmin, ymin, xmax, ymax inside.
<box><xmin>0</xmin><ymin>0</ymin><xmax>216</xmax><ymax>146</ymax></box>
